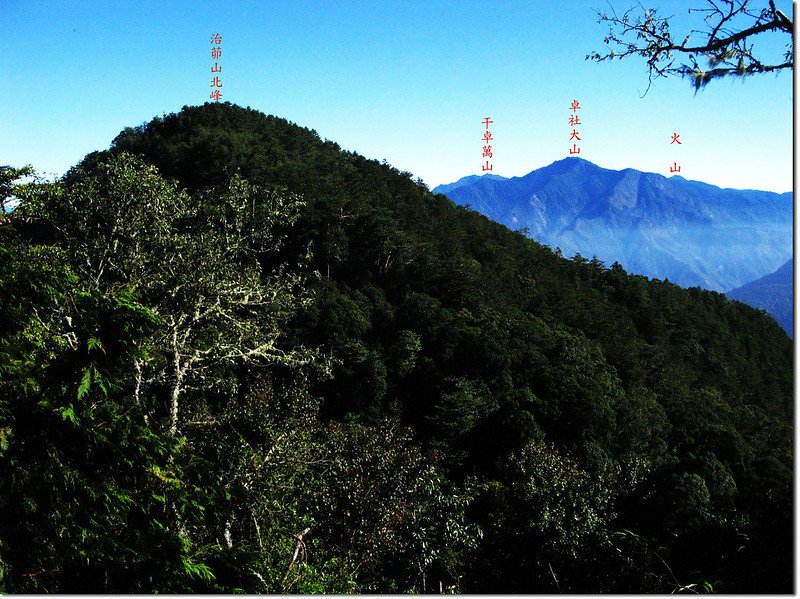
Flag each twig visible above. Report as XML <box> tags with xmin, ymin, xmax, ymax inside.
<box><xmin>281</xmin><ymin>527</ymin><xmax>311</xmax><ymax>591</ymax></box>
<box><xmin>549</xmin><ymin>562</ymin><xmax>560</xmax><ymax>592</ymax></box>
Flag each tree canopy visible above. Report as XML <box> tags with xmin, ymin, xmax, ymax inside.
<box><xmin>0</xmin><ymin>103</ymin><xmax>792</xmax><ymax>592</ymax></box>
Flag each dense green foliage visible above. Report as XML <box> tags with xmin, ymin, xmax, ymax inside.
<box><xmin>1</xmin><ymin>103</ymin><xmax>792</xmax><ymax>593</ymax></box>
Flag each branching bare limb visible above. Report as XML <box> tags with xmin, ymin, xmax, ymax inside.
<box><xmin>587</xmin><ymin>0</ymin><xmax>793</xmax><ymax>93</ymax></box>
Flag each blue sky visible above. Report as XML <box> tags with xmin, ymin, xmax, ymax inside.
<box><xmin>3</xmin><ymin>0</ymin><xmax>794</xmax><ymax>192</ymax></box>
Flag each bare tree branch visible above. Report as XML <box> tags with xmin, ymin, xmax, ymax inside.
<box><xmin>587</xmin><ymin>0</ymin><xmax>793</xmax><ymax>93</ymax></box>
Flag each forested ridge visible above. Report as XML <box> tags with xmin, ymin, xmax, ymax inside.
<box><xmin>0</xmin><ymin>102</ymin><xmax>792</xmax><ymax>593</ymax></box>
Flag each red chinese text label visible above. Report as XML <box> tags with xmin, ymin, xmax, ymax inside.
<box><xmin>482</xmin><ymin>116</ymin><xmax>494</xmax><ymax>171</ymax></box>
<box><xmin>210</xmin><ymin>33</ymin><xmax>223</xmax><ymax>102</ymax></box>
<box><xmin>569</xmin><ymin>99</ymin><xmax>581</xmax><ymax>155</ymax></box>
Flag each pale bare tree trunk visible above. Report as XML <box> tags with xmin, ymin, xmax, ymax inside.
<box><xmin>169</xmin><ymin>326</ymin><xmax>184</xmax><ymax>436</ymax></box>
<box><xmin>169</xmin><ymin>378</ymin><xmax>181</xmax><ymax>436</ymax></box>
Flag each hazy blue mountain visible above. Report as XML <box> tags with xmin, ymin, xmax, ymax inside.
<box><xmin>728</xmin><ymin>259</ymin><xmax>793</xmax><ymax>336</ymax></box>
<box><xmin>433</xmin><ymin>157</ymin><xmax>792</xmax><ymax>293</ymax></box>
<box><xmin>434</xmin><ymin>173</ymin><xmax>507</xmax><ymax>196</ymax></box>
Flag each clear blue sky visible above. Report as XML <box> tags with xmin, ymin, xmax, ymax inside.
<box><xmin>3</xmin><ymin>0</ymin><xmax>794</xmax><ymax>192</ymax></box>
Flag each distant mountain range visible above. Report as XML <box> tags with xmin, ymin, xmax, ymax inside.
<box><xmin>727</xmin><ymin>259</ymin><xmax>793</xmax><ymax>336</ymax></box>
<box><xmin>433</xmin><ymin>157</ymin><xmax>792</xmax><ymax>296</ymax></box>
<box><xmin>433</xmin><ymin>173</ymin><xmax>508</xmax><ymax>195</ymax></box>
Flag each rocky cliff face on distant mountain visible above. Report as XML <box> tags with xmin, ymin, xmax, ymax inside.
<box><xmin>433</xmin><ymin>157</ymin><xmax>792</xmax><ymax>293</ymax></box>
<box><xmin>728</xmin><ymin>259</ymin><xmax>793</xmax><ymax>336</ymax></box>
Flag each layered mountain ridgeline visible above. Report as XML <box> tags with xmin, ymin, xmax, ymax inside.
<box><xmin>433</xmin><ymin>158</ymin><xmax>792</xmax><ymax>294</ymax></box>
<box><xmin>1</xmin><ymin>103</ymin><xmax>792</xmax><ymax>593</ymax></box>
<box><xmin>433</xmin><ymin>173</ymin><xmax>508</xmax><ymax>195</ymax></box>
<box><xmin>728</xmin><ymin>259</ymin><xmax>793</xmax><ymax>336</ymax></box>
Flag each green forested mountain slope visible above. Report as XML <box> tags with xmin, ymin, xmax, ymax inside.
<box><xmin>0</xmin><ymin>103</ymin><xmax>792</xmax><ymax>593</ymax></box>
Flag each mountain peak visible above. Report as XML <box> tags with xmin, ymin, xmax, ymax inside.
<box><xmin>434</xmin><ymin>172</ymin><xmax>508</xmax><ymax>195</ymax></box>
<box><xmin>548</xmin><ymin>156</ymin><xmax>593</xmax><ymax>167</ymax></box>
<box><xmin>434</xmin><ymin>158</ymin><xmax>791</xmax><ymax>294</ymax></box>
